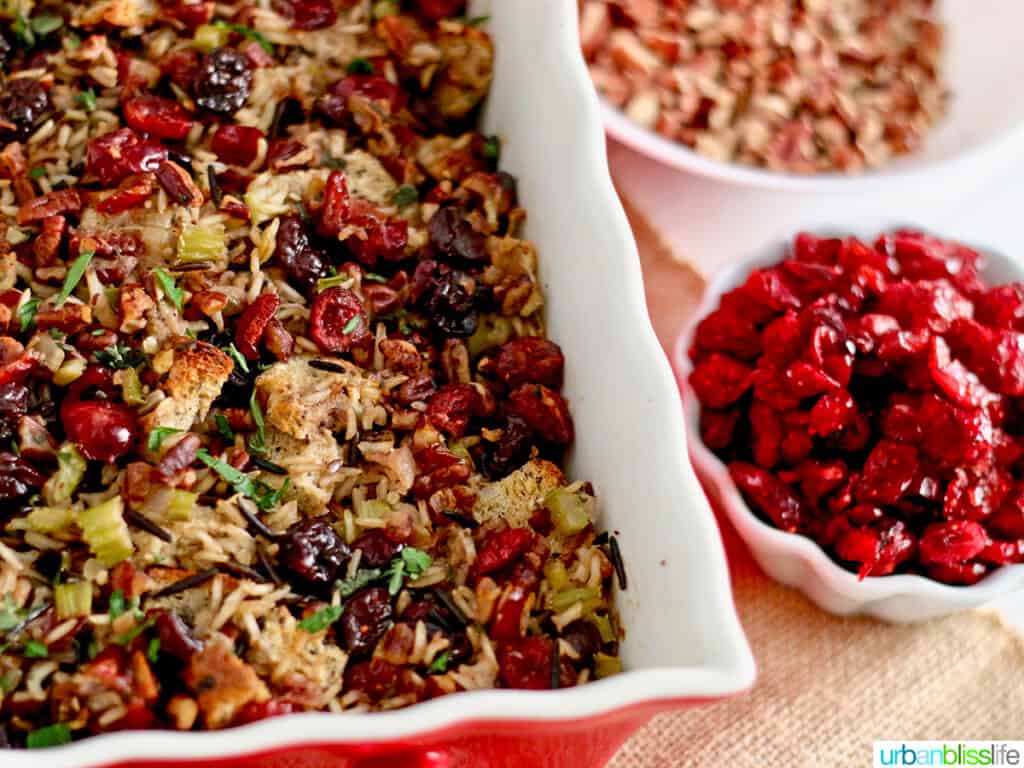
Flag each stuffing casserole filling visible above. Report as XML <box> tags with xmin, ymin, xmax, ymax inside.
<box><xmin>0</xmin><ymin>0</ymin><xmax>624</xmax><ymax>746</ymax></box>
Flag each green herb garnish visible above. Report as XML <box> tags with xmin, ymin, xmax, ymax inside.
<box><xmin>147</xmin><ymin>427</ymin><xmax>182</xmax><ymax>452</ymax></box>
<box><xmin>94</xmin><ymin>342</ymin><xmax>146</xmax><ymax>369</ymax></box>
<box><xmin>31</xmin><ymin>14</ymin><xmax>63</xmax><ymax>36</ymax></box>
<box><xmin>363</xmin><ymin>272</ymin><xmax>388</xmax><ymax>284</ymax></box>
<box><xmin>26</xmin><ymin>723</ymin><xmax>71</xmax><ymax>749</ymax></box>
<box><xmin>215</xmin><ymin>413</ymin><xmax>235</xmax><ymax>441</ymax></box>
<box><xmin>115</xmin><ymin>617</ymin><xmax>153</xmax><ymax>646</ymax></box>
<box><xmin>17</xmin><ymin>297</ymin><xmax>39</xmax><ymax>332</ymax></box>
<box><xmin>153</xmin><ymin>267</ymin><xmax>184</xmax><ymax>311</ymax></box>
<box><xmin>342</xmin><ymin>316</ymin><xmax>361</xmax><ymax>335</ymax></box>
<box><xmin>23</xmin><ymin>640</ymin><xmax>48</xmax><ymax>658</ymax></box>
<box><xmin>482</xmin><ymin>135</ymin><xmax>500</xmax><ymax>162</ymax></box>
<box><xmin>392</xmin><ymin>184</ymin><xmax>418</xmax><ymax>208</ymax></box>
<box><xmin>76</xmin><ymin>88</ymin><xmax>97</xmax><ymax>112</ymax></box>
<box><xmin>316</xmin><ymin>273</ymin><xmax>351</xmax><ymax>292</ymax></box>
<box><xmin>429</xmin><ymin>650</ymin><xmax>450</xmax><ymax>673</ymax></box>
<box><xmin>337</xmin><ymin>568</ymin><xmax>382</xmax><ymax>598</ymax></box>
<box><xmin>29</xmin><ymin>166</ymin><xmax>46</xmax><ymax>179</ymax></box>
<box><xmin>346</xmin><ymin>58</ymin><xmax>374</xmax><ymax>75</ymax></box>
<box><xmin>197</xmin><ymin>449</ymin><xmax>290</xmax><ymax>511</ymax></box>
<box><xmin>297</xmin><ymin>604</ymin><xmax>343</xmax><ymax>633</ymax></box>
<box><xmin>0</xmin><ymin>598</ymin><xmax>25</xmax><ymax>632</ymax></box>
<box><xmin>146</xmin><ymin>637</ymin><xmax>160</xmax><ymax>663</ymax></box>
<box><xmin>384</xmin><ymin>547</ymin><xmax>432</xmax><ymax>596</ymax></box>
<box><xmin>57</xmin><ymin>251</ymin><xmax>93</xmax><ymax>306</ymax></box>
<box><xmin>463</xmin><ymin>15</ymin><xmax>489</xmax><ymax>26</ymax></box>
<box><xmin>0</xmin><ymin>672</ymin><xmax>15</xmax><ymax>691</ymax></box>
<box><xmin>212</xmin><ymin>20</ymin><xmax>273</xmax><ymax>54</ymax></box>
<box><xmin>248</xmin><ymin>390</ymin><xmax>265</xmax><ymax>455</ymax></box>
<box><xmin>224</xmin><ymin>342</ymin><xmax>250</xmax><ymax>374</ymax></box>
<box><xmin>108</xmin><ymin>590</ymin><xmax>125</xmax><ymax>619</ymax></box>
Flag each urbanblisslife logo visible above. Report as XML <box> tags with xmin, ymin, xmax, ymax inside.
<box><xmin>874</xmin><ymin>742</ymin><xmax>1024</xmax><ymax>767</ymax></box>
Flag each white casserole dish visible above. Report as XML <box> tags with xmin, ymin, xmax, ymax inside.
<box><xmin>16</xmin><ymin>2</ymin><xmax>755</xmax><ymax>765</ymax></box>
<box><xmin>675</xmin><ymin>229</ymin><xmax>1024</xmax><ymax>623</ymax></box>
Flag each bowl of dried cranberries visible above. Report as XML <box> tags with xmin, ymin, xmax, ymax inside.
<box><xmin>675</xmin><ymin>229</ymin><xmax>1024</xmax><ymax>622</ymax></box>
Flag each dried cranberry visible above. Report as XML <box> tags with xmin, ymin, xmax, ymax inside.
<box><xmin>352</xmin><ymin>529</ymin><xmax>403</xmax><ymax>569</ymax></box>
<box><xmin>309</xmin><ymin>286</ymin><xmax>370</xmax><ymax>354</ymax></box>
<box><xmin>808</xmin><ymin>390</ymin><xmax>858</xmax><ymax>437</ymax></box>
<box><xmin>345</xmin><ymin>203</ymin><xmax>409</xmax><ymax>266</ymax></box>
<box><xmin>926</xmin><ymin>561</ymin><xmax>989</xmax><ymax>585</ymax></box>
<box><xmin>834</xmin><ymin>520</ymin><xmax>915</xmax><ymax>578</ymax></box>
<box><xmin>161</xmin><ymin>0</ymin><xmax>214</xmax><ymax>28</ymax></box>
<box><xmin>0</xmin><ymin>451</ymin><xmax>45</xmax><ymax>501</ymax></box>
<box><xmin>193</xmin><ymin>48</ymin><xmax>252</xmax><ymax>114</ymax></box>
<box><xmin>277</xmin><ymin>517</ymin><xmax>350</xmax><ymax>594</ymax></box>
<box><xmin>123</xmin><ymin>95</ymin><xmax>193</xmax><ymax>140</ymax></box>
<box><xmin>978</xmin><ymin>539</ymin><xmax>1024</xmax><ymax>565</ymax></box>
<box><xmin>748</xmin><ymin>402</ymin><xmax>782</xmax><ymax>469</ymax></box>
<box><xmin>943</xmin><ymin>467</ymin><xmax>1010</xmax><ymax>521</ymax></box>
<box><xmin>274</xmin><ymin>214</ymin><xmax>327</xmax><ymax>293</ymax></box>
<box><xmin>319</xmin><ymin>76</ymin><xmax>405</xmax><ymax>124</ymax></box>
<box><xmin>856</xmin><ymin>441</ymin><xmax>919</xmax><ymax>506</ymax></box>
<box><xmin>86</xmin><ymin>128</ymin><xmax>168</xmax><ymax>186</ymax></box>
<box><xmin>759</xmin><ymin>310</ymin><xmax>804</xmax><ymax>368</ymax></box>
<box><xmin>429</xmin><ymin>207</ymin><xmax>488</xmax><ymax>265</ymax></box>
<box><xmin>918</xmin><ymin>520</ymin><xmax>989</xmax><ymax>566</ymax></box>
<box><xmin>235</xmin><ymin>699</ymin><xmax>295</xmax><ymax>724</ymax></box>
<box><xmin>211</xmin><ymin>124</ymin><xmax>264</xmax><ymax>166</ymax></box>
<box><xmin>344</xmin><ymin>658</ymin><xmax>399</xmax><ymax>700</ymax></box>
<box><xmin>62</xmin><ymin>400</ymin><xmax>138</xmax><ymax>462</ymax></box>
<box><xmin>473</xmin><ymin>527</ymin><xmax>534</xmax><ymax>580</ymax></box>
<box><xmin>0</xmin><ymin>78</ymin><xmax>50</xmax><ymax>141</ymax></box>
<box><xmin>692</xmin><ymin>308</ymin><xmax>760</xmax><ymax>361</ymax></box>
<box><xmin>498</xmin><ymin>636</ymin><xmax>554</xmax><ymax>690</ymax></box>
<box><xmin>423</xmin><ymin>270</ymin><xmax>478</xmax><ymax>337</ymax></box>
<box><xmin>975</xmin><ymin>283</ymin><xmax>1024</xmax><ymax>330</ymax></box>
<box><xmin>729</xmin><ymin>461</ymin><xmax>806</xmax><ymax>532</ymax></box>
<box><xmin>425</xmin><ymin>383</ymin><xmax>481</xmax><ymax>438</ymax></box>
<box><xmin>481</xmin><ymin>414</ymin><xmax>533</xmax><ymax>479</ymax></box>
<box><xmin>153</xmin><ymin>610</ymin><xmax>203</xmax><ymax>660</ymax></box>
<box><xmin>275</xmin><ymin>0</ymin><xmax>336</xmax><ymax>29</ymax></box>
<box><xmin>0</xmin><ymin>381</ymin><xmax>28</xmax><ymax>443</ymax></box>
<box><xmin>689</xmin><ymin>354</ymin><xmax>752</xmax><ymax>410</ymax></box>
<box><xmin>235</xmin><ymin>293</ymin><xmax>280</xmax><ymax>361</ymax></box>
<box><xmin>490</xmin><ymin>581</ymin><xmax>531</xmax><ymax>641</ymax></box>
<box><xmin>561</xmin><ymin>620</ymin><xmax>603</xmax><ymax>667</ymax></box>
<box><xmin>928</xmin><ymin>336</ymin><xmax>995</xmax><ymax>410</ymax></box>
<box><xmin>340</xmin><ymin>587</ymin><xmax>393</xmax><ymax>658</ymax></box>
<box><xmin>492</xmin><ymin>337</ymin><xmax>564</xmax><ymax>390</ymax></box>
<box><xmin>95</xmin><ymin>173</ymin><xmax>157</xmax><ymax>214</ymax></box>
<box><xmin>506</xmin><ymin>383</ymin><xmax>574</xmax><ymax>446</ymax></box>
<box><xmin>316</xmin><ymin>169</ymin><xmax>350</xmax><ymax>237</ymax></box>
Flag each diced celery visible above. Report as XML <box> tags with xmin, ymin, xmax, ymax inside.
<box><xmin>120</xmin><ymin>368</ymin><xmax>145</xmax><ymax>406</ymax></box>
<box><xmin>548</xmin><ymin>586</ymin><xmax>601</xmax><ymax>613</ymax></box>
<box><xmin>26</xmin><ymin>506</ymin><xmax>75</xmax><ymax>534</ymax></box>
<box><xmin>52</xmin><ymin>355</ymin><xmax>86</xmax><ymax>387</ymax></box>
<box><xmin>43</xmin><ymin>444</ymin><xmax>86</xmax><ymax>506</ymax></box>
<box><xmin>593</xmin><ymin>653</ymin><xmax>622</xmax><ymax>679</ymax></box>
<box><xmin>448</xmin><ymin>443</ymin><xmax>473</xmax><ymax>467</ymax></box>
<box><xmin>176</xmin><ymin>222</ymin><xmax>226</xmax><ymax>264</ymax></box>
<box><xmin>193</xmin><ymin>23</ymin><xmax>229</xmax><ymax>51</ymax></box>
<box><xmin>372</xmin><ymin>0</ymin><xmax>399</xmax><ymax>18</ymax></box>
<box><xmin>467</xmin><ymin>315</ymin><xmax>512</xmax><ymax>358</ymax></box>
<box><xmin>78</xmin><ymin>497</ymin><xmax>133</xmax><ymax>567</ymax></box>
<box><xmin>545</xmin><ymin>488</ymin><xmax>592</xmax><ymax>536</ymax></box>
<box><xmin>166</xmin><ymin>490</ymin><xmax>197</xmax><ymax>522</ymax></box>
<box><xmin>543</xmin><ymin>559</ymin><xmax>570</xmax><ymax>592</ymax></box>
<box><xmin>55</xmin><ymin>582</ymin><xmax>93</xmax><ymax>619</ymax></box>
<box><xmin>357</xmin><ymin>499</ymin><xmax>391</xmax><ymax>522</ymax></box>
<box><xmin>589</xmin><ymin>613</ymin><xmax>616</xmax><ymax>644</ymax></box>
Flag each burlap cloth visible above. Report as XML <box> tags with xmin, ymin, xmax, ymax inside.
<box><xmin>607</xmin><ymin>196</ymin><xmax>1024</xmax><ymax>768</ymax></box>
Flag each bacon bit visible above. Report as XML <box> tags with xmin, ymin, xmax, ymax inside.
<box><xmin>184</xmin><ymin>635</ymin><xmax>270</xmax><ymax>729</ymax></box>
<box><xmin>119</xmin><ymin>283</ymin><xmax>155</xmax><ymax>334</ymax></box>
<box><xmin>184</xmin><ymin>289</ymin><xmax>227</xmax><ymax>321</ymax></box>
<box><xmin>33</xmin><ymin>215</ymin><xmax>66</xmax><ymax>266</ymax></box>
<box><xmin>131</xmin><ymin>650</ymin><xmax>160</xmax><ymax>703</ymax></box>
<box><xmin>16</xmin><ymin>188</ymin><xmax>82</xmax><ymax>225</ymax></box>
<box><xmin>155</xmin><ymin>160</ymin><xmax>204</xmax><ymax>207</ymax></box>
<box><xmin>35</xmin><ymin>302</ymin><xmax>92</xmax><ymax>334</ymax></box>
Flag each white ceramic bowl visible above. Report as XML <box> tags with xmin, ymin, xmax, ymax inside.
<box><xmin>602</xmin><ymin>0</ymin><xmax>1024</xmax><ymax>192</ymax></box>
<box><xmin>674</xmin><ymin>229</ymin><xmax>1024</xmax><ymax>623</ymax></box>
<box><xmin>19</xmin><ymin>2</ymin><xmax>754</xmax><ymax>766</ymax></box>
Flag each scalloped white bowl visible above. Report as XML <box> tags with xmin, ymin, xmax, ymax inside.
<box><xmin>674</xmin><ymin>229</ymin><xmax>1024</xmax><ymax>623</ymax></box>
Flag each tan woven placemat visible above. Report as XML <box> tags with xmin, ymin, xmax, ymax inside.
<box><xmin>608</xmin><ymin>195</ymin><xmax>1024</xmax><ymax>768</ymax></box>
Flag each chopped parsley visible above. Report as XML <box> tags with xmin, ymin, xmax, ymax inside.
<box><xmin>429</xmin><ymin>651</ymin><xmax>450</xmax><ymax>673</ymax></box>
<box><xmin>17</xmin><ymin>297</ymin><xmax>39</xmax><ymax>332</ymax></box>
<box><xmin>363</xmin><ymin>272</ymin><xmax>388</xmax><ymax>284</ymax></box>
<box><xmin>56</xmin><ymin>251</ymin><xmax>93</xmax><ymax>306</ymax></box>
<box><xmin>385</xmin><ymin>547</ymin><xmax>432</xmax><ymax>596</ymax></box>
<box><xmin>196</xmin><ymin>449</ymin><xmax>290</xmax><ymax>511</ymax></box>
<box><xmin>29</xmin><ymin>165</ymin><xmax>46</xmax><ymax>179</ymax></box>
<box><xmin>482</xmin><ymin>135</ymin><xmax>500</xmax><ymax>162</ymax></box>
<box><xmin>26</xmin><ymin>723</ymin><xmax>71</xmax><ymax>749</ymax></box>
<box><xmin>31</xmin><ymin>14</ymin><xmax>63</xmax><ymax>35</ymax></box>
<box><xmin>10</xmin><ymin>12</ymin><xmax>59</xmax><ymax>47</ymax></box>
<box><xmin>224</xmin><ymin>342</ymin><xmax>250</xmax><ymax>374</ymax></box>
<box><xmin>337</xmin><ymin>568</ymin><xmax>382</xmax><ymax>598</ymax></box>
<box><xmin>392</xmin><ymin>184</ymin><xmax>418</xmax><ymax>208</ymax></box>
<box><xmin>346</xmin><ymin>58</ymin><xmax>374</xmax><ymax>75</ymax></box>
<box><xmin>0</xmin><ymin>672</ymin><xmax>15</xmax><ymax>692</ymax></box>
<box><xmin>146</xmin><ymin>637</ymin><xmax>160</xmax><ymax>663</ymax></box>
<box><xmin>215</xmin><ymin>413</ymin><xmax>235</xmax><ymax>441</ymax></box>
<box><xmin>94</xmin><ymin>342</ymin><xmax>146</xmax><ymax>369</ymax></box>
<box><xmin>153</xmin><ymin>267</ymin><xmax>184</xmax><ymax>311</ymax></box>
<box><xmin>23</xmin><ymin>640</ymin><xmax>48</xmax><ymax>658</ymax></box>
<box><xmin>147</xmin><ymin>427</ymin><xmax>182</xmax><ymax>452</ymax></box>
<box><xmin>247</xmin><ymin>390</ymin><xmax>266</xmax><ymax>455</ymax></box>
<box><xmin>213</xmin><ymin>20</ymin><xmax>273</xmax><ymax>54</ymax></box>
<box><xmin>0</xmin><ymin>598</ymin><xmax>25</xmax><ymax>632</ymax></box>
<box><xmin>342</xmin><ymin>315</ymin><xmax>361</xmax><ymax>335</ymax></box>
<box><xmin>297</xmin><ymin>604</ymin><xmax>343</xmax><ymax>633</ymax></box>
<box><xmin>462</xmin><ymin>14</ymin><xmax>489</xmax><ymax>26</ymax></box>
<box><xmin>108</xmin><ymin>590</ymin><xmax>126</xmax><ymax>619</ymax></box>
<box><xmin>316</xmin><ymin>273</ymin><xmax>351</xmax><ymax>292</ymax></box>
<box><xmin>114</xmin><ymin>617</ymin><xmax>153</xmax><ymax>646</ymax></box>
<box><xmin>76</xmin><ymin>88</ymin><xmax>97</xmax><ymax>112</ymax></box>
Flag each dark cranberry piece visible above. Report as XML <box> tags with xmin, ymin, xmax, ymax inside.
<box><xmin>346</xmin><ymin>206</ymin><xmax>408</xmax><ymax>266</ymax></box>
<box><xmin>0</xmin><ymin>452</ymin><xmax>45</xmax><ymax>501</ymax></box>
<box><xmin>0</xmin><ymin>381</ymin><xmax>28</xmax><ymax>442</ymax></box>
<box><xmin>481</xmin><ymin>414</ymin><xmax>533</xmax><ymax>479</ymax></box>
<box><xmin>394</xmin><ymin>374</ymin><xmax>437</xmax><ymax>406</ymax></box>
<box><xmin>729</xmin><ymin>461</ymin><xmax>806</xmax><ymax>532</ymax></box>
<box><xmin>426</xmin><ymin>383</ymin><xmax>481</xmax><ymax>438</ymax></box>
<box><xmin>0</xmin><ymin>78</ymin><xmax>50</xmax><ymax>141</ymax></box>
<box><xmin>153</xmin><ymin>610</ymin><xmax>203</xmax><ymax>660</ymax></box>
<box><xmin>277</xmin><ymin>517</ymin><xmax>351</xmax><ymax>594</ymax></box>
<box><xmin>211</xmin><ymin>124</ymin><xmax>264</xmax><ymax>166</ymax></box>
<box><xmin>344</xmin><ymin>658</ymin><xmax>399</xmax><ymax>700</ymax></box>
<box><xmin>352</xmin><ymin>529</ymin><xmax>403</xmax><ymax>569</ymax></box>
<box><xmin>834</xmin><ymin>521</ymin><xmax>916</xmax><ymax>579</ymax></box>
<box><xmin>428</xmin><ymin>207</ymin><xmax>488</xmax><ymax>265</ymax></box>
<box><xmin>498</xmin><ymin>636</ymin><xmax>554</xmax><ymax>690</ymax></box>
<box><xmin>918</xmin><ymin>520</ymin><xmax>989</xmax><ymax>566</ymax></box>
<box><xmin>316</xmin><ymin>170</ymin><xmax>350</xmax><ymax>237</ymax></box>
<box><xmin>506</xmin><ymin>384</ymin><xmax>574</xmax><ymax>446</ymax></box>
<box><xmin>275</xmin><ymin>0</ymin><xmax>337</xmax><ymax>29</ymax></box>
<box><xmin>309</xmin><ymin>286</ymin><xmax>370</xmax><ymax>354</ymax></box>
<box><xmin>235</xmin><ymin>293</ymin><xmax>280</xmax><ymax>360</ymax></box>
<box><xmin>123</xmin><ymin>95</ymin><xmax>194</xmax><ymax>140</ymax></box>
<box><xmin>856</xmin><ymin>441</ymin><xmax>919</xmax><ymax>506</ymax></box>
<box><xmin>86</xmin><ymin>128</ymin><xmax>168</xmax><ymax>186</ymax></box>
<box><xmin>274</xmin><ymin>214</ymin><xmax>326</xmax><ymax>293</ymax></box>
<box><xmin>340</xmin><ymin>587</ymin><xmax>393</xmax><ymax>658</ymax></box>
<box><xmin>319</xmin><ymin>76</ymin><xmax>405</xmax><ymax>124</ymax></box>
<box><xmin>492</xmin><ymin>337</ymin><xmax>564</xmax><ymax>390</ymax></box>
<box><xmin>193</xmin><ymin>48</ymin><xmax>252</xmax><ymax>114</ymax></box>
<box><xmin>235</xmin><ymin>698</ymin><xmax>295</xmax><ymax>724</ymax></box>
<box><xmin>423</xmin><ymin>270</ymin><xmax>478</xmax><ymax>337</ymax></box>
<box><xmin>689</xmin><ymin>354</ymin><xmax>753</xmax><ymax>409</ymax></box>
<box><xmin>473</xmin><ymin>527</ymin><xmax>534</xmax><ymax>580</ymax></box>
<box><xmin>412</xmin><ymin>0</ymin><xmax>466</xmax><ymax>20</ymax></box>
<box><xmin>62</xmin><ymin>400</ymin><xmax>139</xmax><ymax>462</ymax></box>
<box><xmin>561</xmin><ymin>620</ymin><xmax>602</xmax><ymax>667</ymax></box>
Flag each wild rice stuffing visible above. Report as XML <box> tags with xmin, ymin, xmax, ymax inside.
<box><xmin>582</xmin><ymin>0</ymin><xmax>948</xmax><ymax>173</ymax></box>
<box><xmin>0</xmin><ymin>0</ymin><xmax>623</xmax><ymax>748</ymax></box>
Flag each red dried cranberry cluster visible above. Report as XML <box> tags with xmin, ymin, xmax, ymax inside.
<box><xmin>689</xmin><ymin>231</ymin><xmax>1024</xmax><ymax>585</ymax></box>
